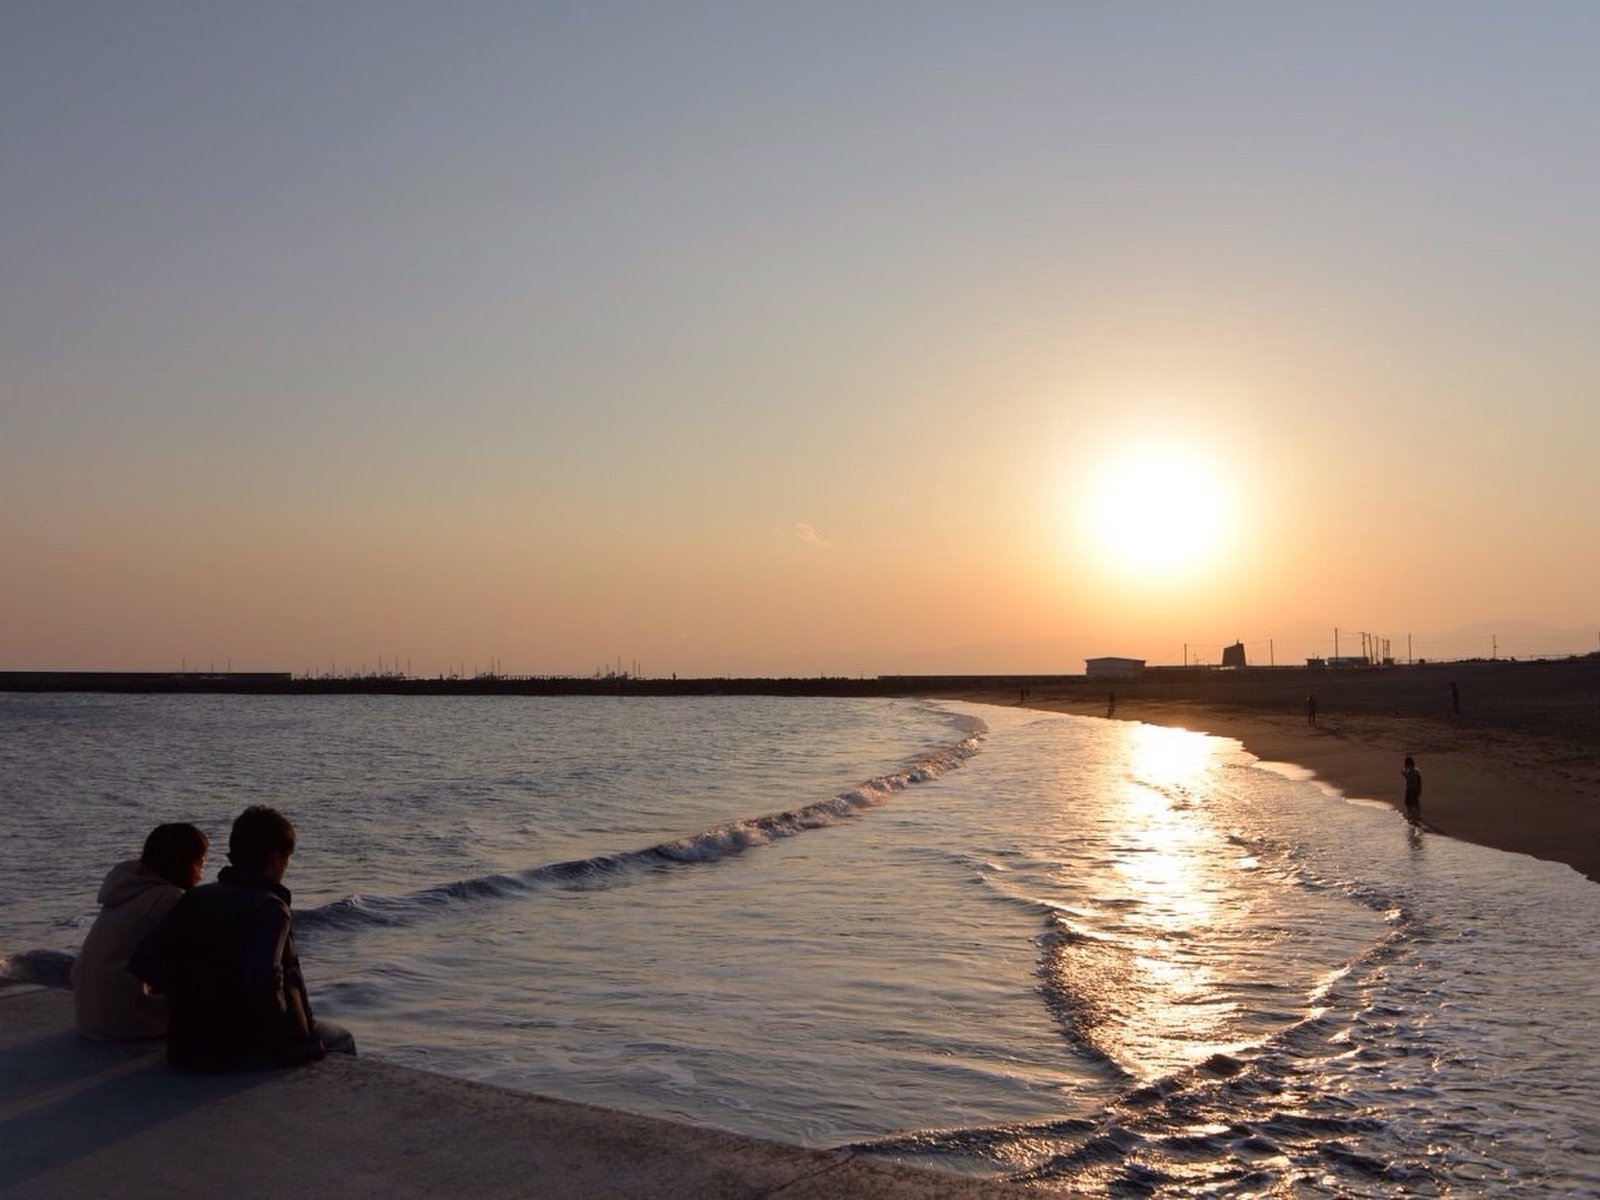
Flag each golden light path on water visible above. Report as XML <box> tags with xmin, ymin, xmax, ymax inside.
<box><xmin>1114</xmin><ymin>726</ymin><xmax>1241</xmax><ymax>1069</ymax></box>
<box><xmin>1042</xmin><ymin>721</ymin><xmax>1303</xmax><ymax>1082</ymax></box>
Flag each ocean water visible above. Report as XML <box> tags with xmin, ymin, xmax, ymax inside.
<box><xmin>2</xmin><ymin>692</ymin><xmax>1597</xmax><ymax>1196</ymax></box>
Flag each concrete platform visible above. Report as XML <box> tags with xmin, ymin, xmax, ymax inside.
<box><xmin>0</xmin><ymin>986</ymin><xmax>1040</xmax><ymax>1199</ymax></box>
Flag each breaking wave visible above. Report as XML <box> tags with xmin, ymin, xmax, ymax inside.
<box><xmin>295</xmin><ymin>725</ymin><xmax>983</xmax><ymax>936</ymax></box>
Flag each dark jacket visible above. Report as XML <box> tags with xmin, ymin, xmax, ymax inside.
<box><xmin>131</xmin><ymin>865</ymin><xmax>321</xmax><ymax>1070</ymax></box>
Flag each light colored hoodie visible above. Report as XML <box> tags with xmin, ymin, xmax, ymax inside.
<box><xmin>71</xmin><ymin>859</ymin><xmax>184</xmax><ymax>1040</ymax></box>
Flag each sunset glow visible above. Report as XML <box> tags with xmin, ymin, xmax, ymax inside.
<box><xmin>3</xmin><ymin>7</ymin><xmax>1598</xmax><ymax>675</ymax></box>
<box><xmin>1084</xmin><ymin>449</ymin><xmax>1233</xmax><ymax>582</ymax></box>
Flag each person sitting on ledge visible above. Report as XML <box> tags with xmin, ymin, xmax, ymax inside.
<box><xmin>72</xmin><ymin>822</ymin><xmax>210</xmax><ymax>1041</ymax></box>
<box><xmin>132</xmin><ymin>805</ymin><xmax>355</xmax><ymax>1070</ymax></box>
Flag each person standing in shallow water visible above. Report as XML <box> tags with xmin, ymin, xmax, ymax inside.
<box><xmin>1402</xmin><ymin>756</ymin><xmax>1423</xmax><ymax>823</ymax></box>
<box><xmin>1306</xmin><ymin>694</ymin><xmax>1318</xmax><ymax>726</ymax></box>
<box><xmin>132</xmin><ymin>805</ymin><xmax>355</xmax><ymax>1069</ymax></box>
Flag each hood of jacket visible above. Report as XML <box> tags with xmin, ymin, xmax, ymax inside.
<box><xmin>96</xmin><ymin>858</ymin><xmax>176</xmax><ymax>908</ymax></box>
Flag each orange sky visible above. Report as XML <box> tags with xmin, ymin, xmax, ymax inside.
<box><xmin>4</xmin><ymin>7</ymin><xmax>1598</xmax><ymax>676</ymax></box>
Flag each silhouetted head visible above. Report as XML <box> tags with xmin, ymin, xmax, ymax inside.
<box><xmin>141</xmin><ymin>822</ymin><xmax>210</xmax><ymax>889</ymax></box>
<box><xmin>1404</xmin><ymin>756</ymin><xmax>1416</xmax><ymax>768</ymax></box>
<box><xmin>227</xmin><ymin>806</ymin><xmax>297</xmax><ymax>878</ymax></box>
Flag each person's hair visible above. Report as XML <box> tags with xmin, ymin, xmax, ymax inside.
<box><xmin>1404</xmin><ymin>756</ymin><xmax>1415</xmax><ymax>767</ymax></box>
<box><xmin>228</xmin><ymin>806</ymin><xmax>297</xmax><ymax>870</ymax></box>
<box><xmin>141</xmin><ymin>823</ymin><xmax>210</xmax><ymax>889</ymax></box>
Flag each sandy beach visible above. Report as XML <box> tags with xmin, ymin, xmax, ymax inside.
<box><xmin>928</xmin><ymin>656</ymin><xmax>1600</xmax><ymax>885</ymax></box>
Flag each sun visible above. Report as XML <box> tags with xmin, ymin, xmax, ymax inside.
<box><xmin>1082</xmin><ymin>448</ymin><xmax>1231</xmax><ymax>579</ymax></box>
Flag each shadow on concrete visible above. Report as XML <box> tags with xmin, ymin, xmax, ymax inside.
<box><xmin>0</xmin><ymin>1001</ymin><xmax>268</xmax><ymax>1192</ymax></box>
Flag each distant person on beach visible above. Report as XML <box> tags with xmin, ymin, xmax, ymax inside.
<box><xmin>132</xmin><ymin>805</ymin><xmax>355</xmax><ymax>1070</ymax></box>
<box><xmin>1402</xmin><ymin>756</ymin><xmax>1423</xmax><ymax>822</ymax></box>
<box><xmin>1306</xmin><ymin>694</ymin><xmax>1318</xmax><ymax>726</ymax></box>
<box><xmin>1107</xmin><ymin>691</ymin><xmax>1116</xmax><ymax>717</ymax></box>
<box><xmin>72</xmin><ymin>823</ymin><xmax>209</xmax><ymax>1041</ymax></box>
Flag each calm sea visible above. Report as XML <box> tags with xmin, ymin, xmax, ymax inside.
<box><xmin>2</xmin><ymin>693</ymin><xmax>1596</xmax><ymax>1196</ymax></box>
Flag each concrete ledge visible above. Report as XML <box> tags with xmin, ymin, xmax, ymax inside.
<box><xmin>0</xmin><ymin>987</ymin><xmax>1036</xmax><ymax>1199</ymax></box>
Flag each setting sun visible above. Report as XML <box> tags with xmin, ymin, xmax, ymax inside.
<box><xmin>1083</xmin><ymin>448</ymin><xmax>1232</xmax><ymax>580</ymax></box>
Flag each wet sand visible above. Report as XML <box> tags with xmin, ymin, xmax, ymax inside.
<box><xmin>924</xmin><ymin>657</ymin><xmax>1600</xmax><ymax>885</ymax></box>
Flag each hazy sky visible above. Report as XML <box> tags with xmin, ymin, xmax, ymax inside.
<box><xmin>5</xmin><ymin>3</ymin><xmax>1598</xmax><ymax>676</ymax></box>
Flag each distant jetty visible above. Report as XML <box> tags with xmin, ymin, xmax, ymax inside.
<box><xmin>0</xmin><ymin>670</ymin><xmax>1010</xmax><ymax>697</ymax></box>
<box><xmin>2</xmin><ymin>656</ymin><xmax>1594</xmax><ymax>707</ymax></box>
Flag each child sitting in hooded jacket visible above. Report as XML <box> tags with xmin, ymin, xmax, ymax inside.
<box><xmin>72</xmin><ymin>823</ymin><xmax>209</xmax><ymax>1040</ymax></box>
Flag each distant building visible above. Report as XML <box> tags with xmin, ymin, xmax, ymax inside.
<box><xmin>1221</xmin><ymin>641</ymin><xmax>1247</xmax><ymax>669</ymax></box>
<box><xmin>1085</xmin><ymin>657</ymin><xmax>1145</xmax><ymax>679</ymax></box>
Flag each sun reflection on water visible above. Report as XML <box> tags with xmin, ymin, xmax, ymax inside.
<box><xmin>1045</xmin><ymin>722</ymin><xmax>1269</xmax><ymax>1080</ymax></box>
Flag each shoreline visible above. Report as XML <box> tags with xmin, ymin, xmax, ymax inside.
<box><xmin>7</xmin><ymin>659</ymin><xmax>1596</xmax><ymax>883</ymax></box>
<box><xmin>5</xmin><ymin>665</ymin><xmax>1594</xmax><ymax>1195</ymax></box>
<box><xmin>927</xmin><ymin>659</ymin><xmax>1600</xmax><ymax>885</ymax></box>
